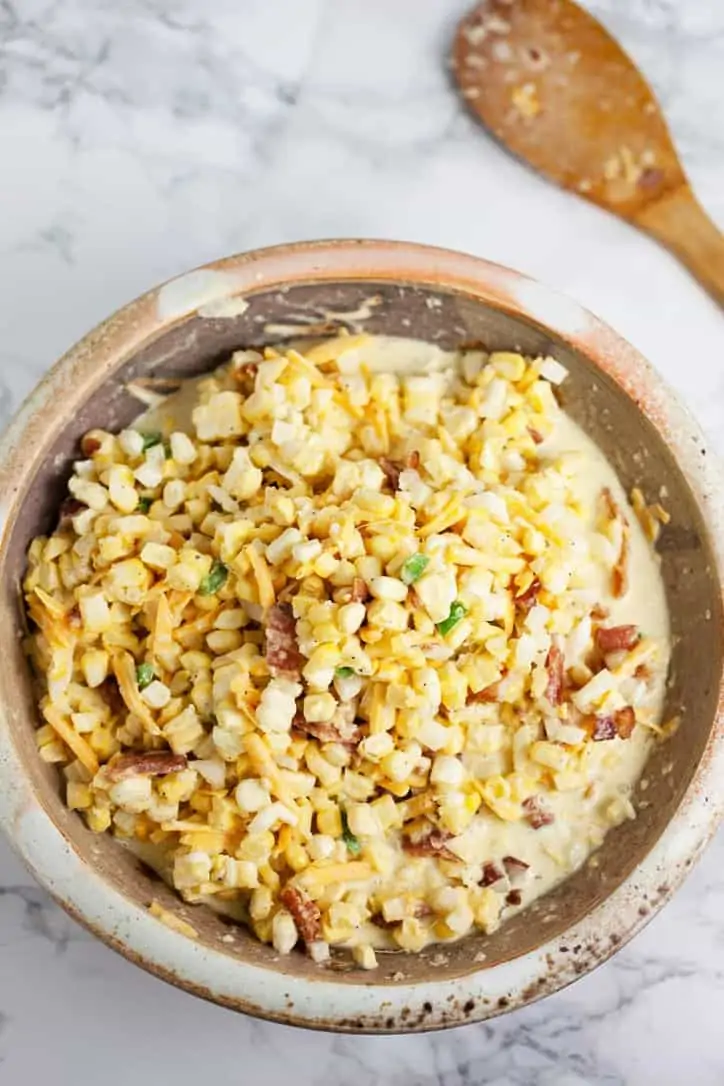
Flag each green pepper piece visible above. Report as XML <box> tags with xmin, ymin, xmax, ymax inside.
<box><xmin>198</xmin><ymin>559</ymin><xmax>229</xmax><ymax>596</ymax></box>
<box><xmin>136</xmin><ymin>662</ymin><xmax>155</xmax><ymax>690</ymax></box>
<box><xmin>400</xmin><ymin>553</ymin><xmax>430</xmax><ymax>586</ymax></box>
<box><xmin>436</xmin><ymin>600</ymin><xmax>467</xmax><ymax>637</ymax></box>
<box><xmin>340</xmin><ymin>810</ymin><xmax>361</xmax><ymax>855</ymax></box>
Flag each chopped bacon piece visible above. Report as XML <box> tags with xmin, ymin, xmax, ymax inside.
<box><xmin>280</xmin><ymin>885</ymin><xmax>321</xmax><ymax>945</ymax></box>
<box><xmin>480</xmin><ymin>861</ymin><xmax>505</xmax><ymax>886</ymax></box>
<box><xmin>506</xmin><ymin>889</ymin><xmax>523</xmax><ymax>907</ymax></box>
<box><xmin>468</xmin><ymin>680</ymin><xmax>501</xmax><ymax>704</ymax></box>
<box><xmin>595</xmin><ymin>625</ymin><xmax>639</xmax><ymax>654</ymax></box>
<box><xmin>502</xmin><ymin>856</ymin><xmax>530</xmax><ymax>884</ymax></box>
<box><xmin>293</xmin><ymin>704</ymin><xmax>361</xmax><ymax>748</ymax></box>
<box><xmin>614</xmin><ymin>706</ymin><xmax>636</xmax><ymax>739</ymax></box>
<box><xmin>528</xmin><ymin>427</ymin><xmax>544</xmax><ymax>445</ymax></box>
<box><xmin>80</xmin><ymin>434</ymin><xmax>102</xmax><ymax>456</ymax></box>
<box><xmin>592</xmin><ymin>706</ymin><xmax>636</xmax><ymax>741</ymax></box>
<box><xmin>591</xmin><ymin>603</ymin><xmax>610</xmax><ymax>621</ymax></box>
<box><xmin>545</xmin><ymin>639</ymin><xmax>565</xmax><ymax>706</ymax></box>
<box><xmin>107</xmin><ymin>751</ymin><xmax>188</xmax><ymax>781</ymax></box>
<box><xmin>522</xmin><ymin>796</ymin><xmax>554</xmax><ymax>829</ymax></box>
<box><xmin>516</xmin><ymin>578</ymin><xmax>541</xmax><ymax>614</ymax></box>
<box><xmin>350</xmin><ymin>577</ymin><xmax>370</xmax><ymax>603</ymax></box>
<box><xmin>403</xmin><ymin>829</ymin><xmax>459</xmax><ymax>862</ymax></box>
<box><xmin>591</xmin><ymin>716</ymin><xmax>617</xmax><ymax>741</ymax></box>
<box><xmin>380</xmin><ymin>457</ymin><xmax>404</xmax><ymax>490</ymax></box>
<box><xmin>265</xmin><ymin>603</ymin><xmax>304</xmax><ymax>680</ymax></box>
<box><xmin>99</xmin><ymin>675</ymin><xmax>125</xmax><ymax>718</ymax></box>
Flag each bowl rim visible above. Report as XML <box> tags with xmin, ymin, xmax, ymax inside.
<box><xmin>1</xmin><ymin>238</ymin><xmax>724</xmax><ymax>1032</ymax></box>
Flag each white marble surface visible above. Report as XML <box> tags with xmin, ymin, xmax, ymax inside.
<box><xmin>1</xmin><ymin>0</ymin><xmax>723</xmax><ymax>1081</ymax></box>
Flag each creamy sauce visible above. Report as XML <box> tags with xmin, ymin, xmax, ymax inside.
<box><xmin>129</xmin><ymin>335</ymin><xmax>670</xmax><ymax>947</ymax></box>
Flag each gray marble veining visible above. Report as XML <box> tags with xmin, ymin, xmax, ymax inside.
<box><xmin>1</xmin><ymin>1</ymin><xmax>723</xmax><ymax>1083</ymax></box>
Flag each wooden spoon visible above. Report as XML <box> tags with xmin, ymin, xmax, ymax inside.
<box><xmin>451</xmin><ymin>0</ymin><xmax>724</xmax><ymax>307</ymax></box>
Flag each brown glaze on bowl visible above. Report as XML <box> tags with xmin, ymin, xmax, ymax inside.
<box><xmin>1</xmin><ymin>240</ymin><xmax>723</xmax><ymax>1032</ymax></box>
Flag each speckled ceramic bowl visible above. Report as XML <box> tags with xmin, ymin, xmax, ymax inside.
<box><xmin>1</xmin><ymin>240</ymin><xmax>724</xmax><ymax>1032</ymax></box>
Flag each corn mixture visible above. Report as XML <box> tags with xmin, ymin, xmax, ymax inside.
<box><xmin>23</xmin><ymin>335</ymin><xmax>670</xmax><ymax>967</ymax></box>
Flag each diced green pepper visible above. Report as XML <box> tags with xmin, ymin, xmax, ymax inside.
<box><xmin>400</xmin><ymin>553</ymin><xmax>430</xmax><ymax>586</ymax></box>
<box><xmin>136</xmin><ymin>662</ymin><xmax>155</xmax><ymax>690</ymax></box>
<box><xmin>198</xmin><ymin>559</ymin><xmax>229</xmax><ymax>596</ymax></box>
<box><xmin>335</xmin><ymin>666</ymin><xmax>356</xmax><ymax>679</ymax></box>
<box><xmin>340</xmin><ymin>810</ymin><xmax>361</xmax><ymax>855</ymax></box>
<box><xmin>137</xmin><ymin>496</ymin><xmax>152</xmax><ymax>513</ymax></box>
<box><xmin>140</xmin><ymin>431</ymin><xmax>163</xmax><ymax>452</ymax></box>
<box><xmin>436</xmin><ymin>600</ymin><xmax>467</xmax><ymax>637</ymax></box>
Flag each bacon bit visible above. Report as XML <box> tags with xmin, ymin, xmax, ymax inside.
<box><xmin>634</xmin><ymin>663</ymin><xmax>651</xmax><ymax>680</ymax></box>
<box><xmin>350</xmin><ymin>577</ymin><xmax>370</xmax><ymax>603</ymax></box>
<box><xmin>502</xmin><ymin>856</ymin><xmax>530</xmax><ymax>883</ymax></box>
<box><xmin>545</xmin><ymin>639</ymin><xmax>565</xmax><ymax>705</ymax></box>
<box><xmin>522</xmin><ymin>796</ymin><xmax>554</xmax><ymax>829</ymax></box>
<box><xmin>614</xmin><ymin>706</ymin><xmax>636</xmax><ymax>738</ymax></box>
<box><xmin>107</xmin><ymin>751</ymin><xmax>188</xmax><ymax>781</ymax></box>
<box><xmin>293</xmin><ymin>708</ymin><xmax>361</xmax><ymax>749</ymax></box>
<box><xmin>80</xmin><ymin>434</ymin><xmax>102</xmax><ymax>456</ymax></box>
<box><xmin>406</xmin><ymin>450</ymin><xmax>421</xmax><ymax>470</ymax></box>
<box><xmin>506</xmin><ymin>889</ymin><xmax>523</xmax><ymax>907</ymax></box>
<box><xmin>58</xmin><ymin>497</ymin><xmax>86</xmax><ymax>527</ymax></box>
<box><xmin>516</xmin><ymin>578</ymin><xmax>540</xmax><ymax>613</ymax></box>
<box><xmin>469</xmin><ymin>681</ymin><xmax>501</xmax><ymax>704</ymax></box>
<box><xmin>591</xmin><ymin>715</ymin><xmax>617</xmax><ymax>741</ymax></box>
<box><xmin>528</xmin><ymin>427</ymin><xmax>544</xmax><ymax>445</ymax></box>
<box><xmin>100</xmin><ymin>675</ymin><xmax>125</xmax><ymax>718</ymax></box>
<box><xmin>595</xmin><ymin>625</ymin><xmax>639</xmax><ymax>654</ymax></box>
<box><xmin>591</xmin><ymin>603</ymin><xmax>610</xmax><ymax>621</ymax></box>
<box><xmin>265</xmin><ymin>603</ymin><xmax>304</xmax><ymax>680</ymax></box>
<box><xmin>280</xmin><ymin>885</ymin><xmax>321</xmax><ymax>946</ymax></box>
<box><xmin>592</xmin><ymin>706</ymin><xmax>636</xmax><ymax>741</ymax></box>
<box><xmin>232</xmin><ymin>362</ymin><xmax>258</xmax><ymax>394</ymax></box>
<box><xmin>403</xmin><ymin>829</ymin><xmax>459</xmax><ymax>862</ymax></box>
<box><xmin>379</xmin><ymin>457</ymin><xmax>404</xmax><ymax>490</ymax></box>
<box><xmin>480</xmin><ymin>861</ymin><xmax>505</xmax><ymax>886</ymax></box>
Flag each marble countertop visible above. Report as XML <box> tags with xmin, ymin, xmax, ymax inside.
<box><xmin>1</xmin><ymin>0</ymin><xmax>723</xmax><ymax>1082</ymax></box>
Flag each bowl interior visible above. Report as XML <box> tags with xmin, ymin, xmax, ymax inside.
<box><xmin>2</xmin><ymin>279</ymin><xmax>721</xmax><ymax>989</ymax></box>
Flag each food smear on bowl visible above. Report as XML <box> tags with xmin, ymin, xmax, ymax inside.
<box><xmin>22</xmin><ymin>334</ymin><xmax>671</xmax><ymax>969</ymax></box>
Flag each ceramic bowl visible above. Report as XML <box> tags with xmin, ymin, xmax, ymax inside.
<box><xmin>1</xmin><ymin>240</ymin><xmax>723</xmax><ymax>1032</ymax></box>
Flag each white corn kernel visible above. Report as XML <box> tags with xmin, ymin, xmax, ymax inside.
<box><xmin>272</xmin><ymin>910</ymin><xmax>299</xmax><ymax>954</ymax></box>
<box><xmin>303</xmin><ymin>692</ymin><xmax>337</xmax><ymax>723</ymax></box>
<box><xmin>170</xmin><ymin>431</ymin><xmax>198</xmax><ymax>464</ymax></box>
<box><xmin>248</xmin><ymin>802</ymin><xmax>298</xmax><ymax>834</ymax></box>
<box><xmin>369</xmin><ymin>576</ymin><xmax>408</xmax><ymax>602</ymax></box>
<box><xmin>235</xmin><ymin>779</ymin><xmax>271</xmax><ymax>813</ymax></box>
<box><xmin>140</xmin><ymin>542</ymin><xmax>177</xmax><ymax>570</ymax></box>
<box><xmin>430</xmin><ymin>755</ymin><xmax>466</xmax><ymax>788</ymax></box>
<box><xmin>163</xmin><ymin>479</ymin><xmax>186</xmax><ymax>510</ymax></box>
<box><xmin>140</xmin><ymin>680</ymin><xmax>171</xmax><ymax>709</ymax></box>
<box><xmin>353</xmin><ymin>945</ymin><xmax>378</xmax><ymax>970</ymax></box>
<box><xmin>338</xmin><ymin>601</ymin><xmax>366</xmax><ymax>635</ymax></box>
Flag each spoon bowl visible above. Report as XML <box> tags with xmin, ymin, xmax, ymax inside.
<box><xmin>452</xmin><ymin>0</ymin><xmax>724</xmax><ymax>306</ymax></box>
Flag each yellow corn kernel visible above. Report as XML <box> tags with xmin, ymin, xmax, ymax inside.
<box><xmin>316</xmin><ymin>807</ymin><xmax>343</xmax><ymax>837</ymax></box>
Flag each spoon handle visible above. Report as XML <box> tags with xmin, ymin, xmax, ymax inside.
<box><xmin>635</xmin><ymin>185</ymin><xmax>724</xmax><ymax>309</ymax></box>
